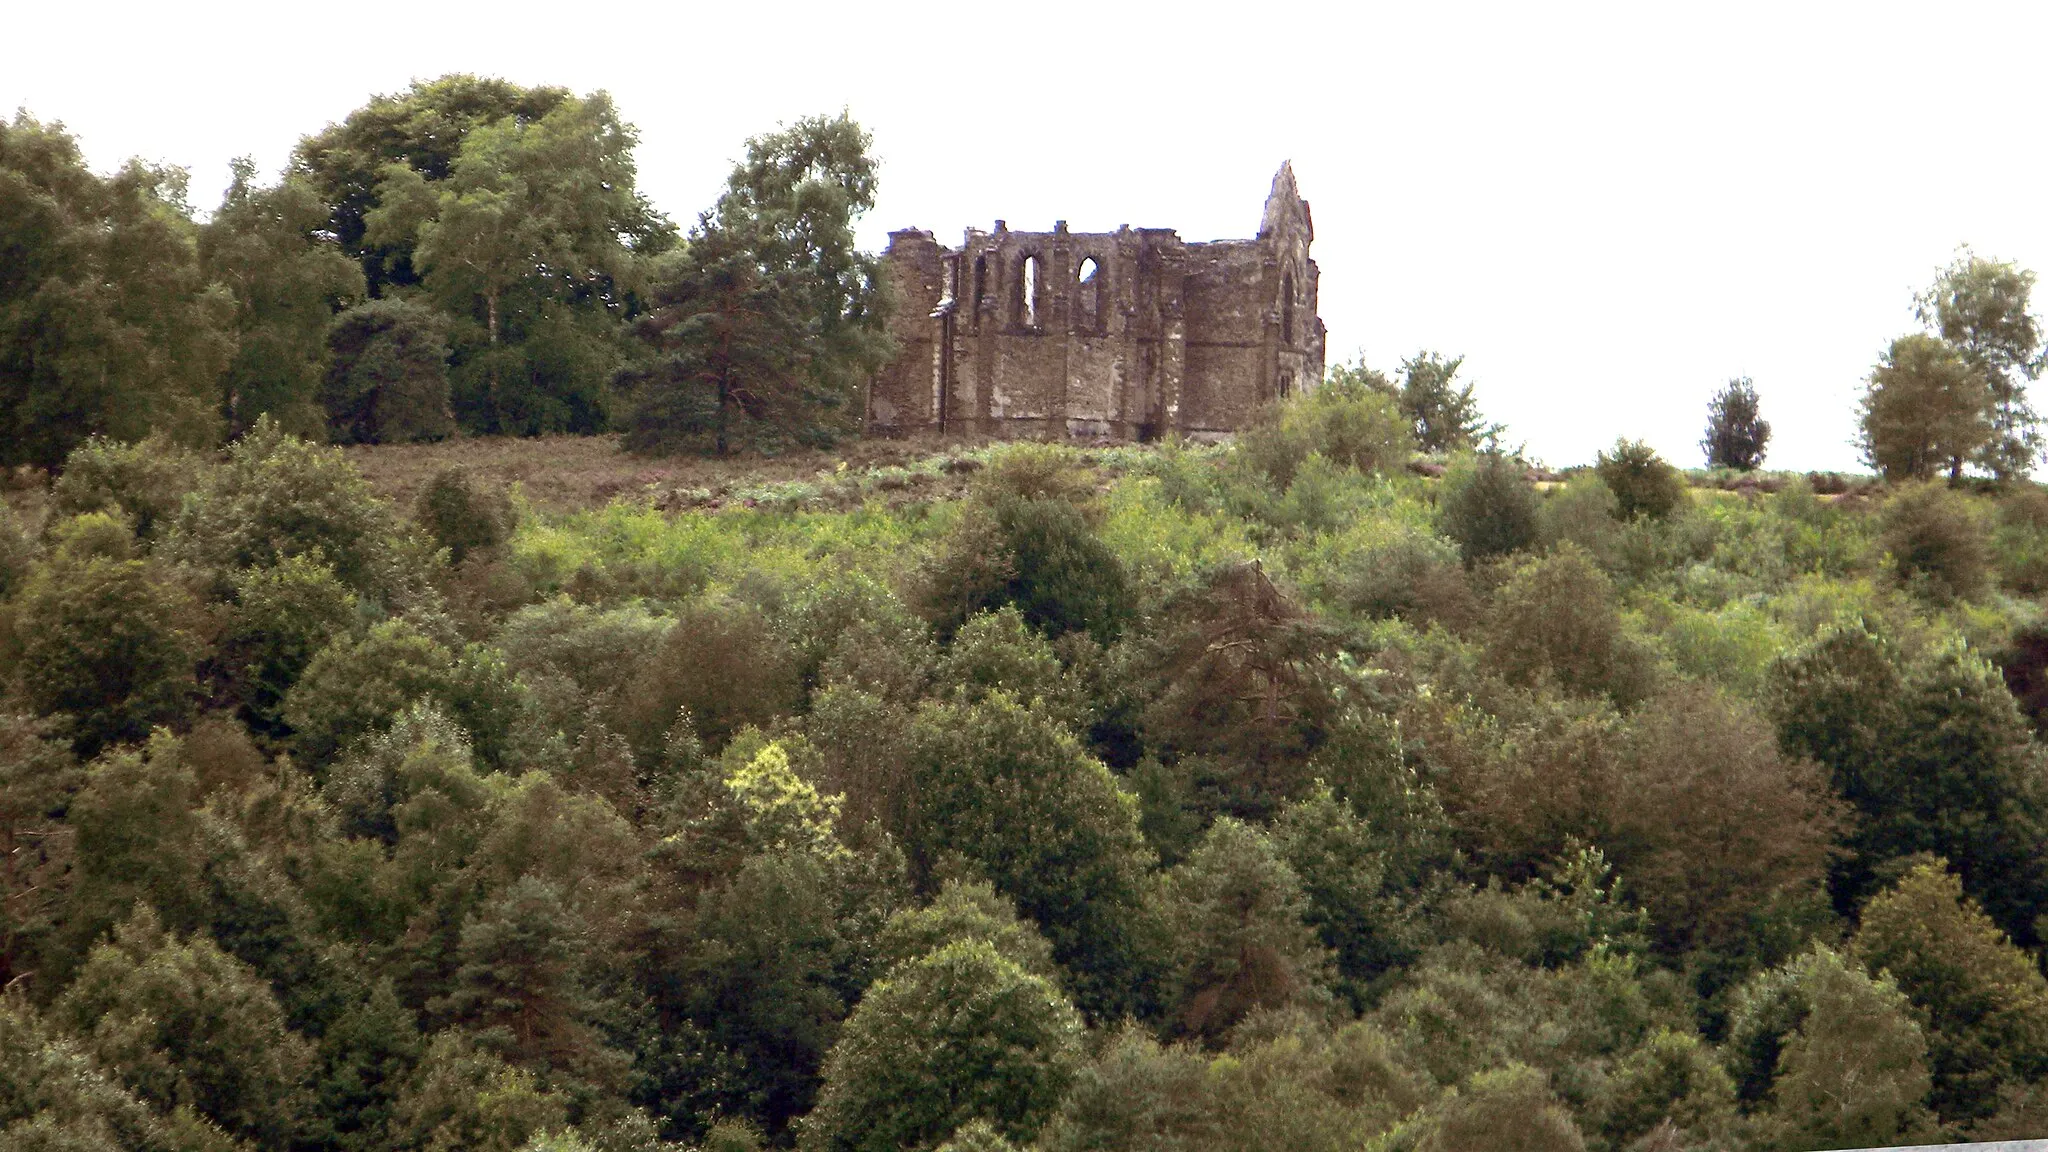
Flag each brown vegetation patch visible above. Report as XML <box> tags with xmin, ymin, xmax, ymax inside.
<box><xmin>342</xmin><ymin>432</ymin><xmax>1005</xmax><ymax>515</ymax></box>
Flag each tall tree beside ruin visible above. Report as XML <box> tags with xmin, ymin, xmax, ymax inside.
<box><xmin>617</xmin><ymin>113</ymin><xmax>891</xmax><ymax>455</ymax></box>
<box><xmin>1702</xmin><ymin>376</ymin><xmax>1770</xmax><ymax>471</ymax></box>
<box><xmin>1916</xmin><ymin>250</ymin><xmax>2045</xmax><ymax>481</ymax></box>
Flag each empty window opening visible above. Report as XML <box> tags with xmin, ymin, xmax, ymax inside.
<box><xmin>1279</xmin><ymin>370</ymin><xmax>1295</xmax><ymax>399</ymax></box>
<box><xmin>1075</xmin><ymin>257</ymin><xmax>1101</xmax><ymax>333</ymax></box>
<box><xmin>973</xmin><ymin>254</ymin><xmax>988</xmax><ymax>319</ymax></box>
<box><xmin>1022</xmin><ymin>255</ymin><xmax>1041</xmax><ymax>328</ymax></box>
<box><xmin>1281</xmin><ymin>270</ymin><xmax>1296</xmax><ymax>344</ymax></box>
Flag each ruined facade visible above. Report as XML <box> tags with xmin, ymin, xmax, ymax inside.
<box><xmin>868</xmin><ymin>163</ymin><xmax>1325</xmax><ymax>441</ymax></box>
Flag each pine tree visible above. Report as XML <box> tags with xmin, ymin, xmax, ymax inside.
<box><xmin>619</xmin><ymin>113</ymin><xmax>889</xmax><ymax>454</ymax></box>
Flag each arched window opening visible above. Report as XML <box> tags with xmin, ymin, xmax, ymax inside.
<box><xmin>1021</xmin><ymin>255</ymin><xmax>1041</xmax><ymax>329</ymax></box>
<box><xmin>1075</xmin><ymin>257</ymin><xmax>1101</xmax><ymax>334</ymax></box>
<box><xmin>973</xmin><ymin>254</ymin><xmax>988</xmax><ymax>322</ymax></box>
<box><xmin>1281</xmin><ymin>270</ymin><xmax>1296</xmax><ymax>344</ymax></box>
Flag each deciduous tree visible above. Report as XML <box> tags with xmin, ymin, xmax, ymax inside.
<box><xmin>0</xmin><ymin>114</ymin><xmax>232</xmax><ymax>467</ymax></box>
<box><xmin>1860</xmin><ymin>333</ymin><xmax>1991</xmax><ymax>481</ymax></box>
<box><xmin>362</xmin><ymin>92</ymin><xmax>666</xmax><ymax>434</ymax></box>
<box><xmin>54</xmin><ymin>904</ymin><xmax>315</xmax><ymax>1147</ymax></box>
<box><xmin>1853</xmin><ymin>861</ymin><xmax>2048</xmax><ymax>1126</ymax></box>
<box><xmin>1396</xmin><ymin>351</ymin><xmax>1496</xmax><ymax>454</ymax></box>
<box><xmin>11</xmin><ymin>520</ymin><xmax>202</xmax><ymax>757</ymax></box>
<box><xmin>907</xmin><ymin>691</ymin><xmax>1159</xmax><ymax>1020</ymax></box>
<box><xmin>1917</xmin><ymin>249</ymin><xmax>2044</xmax><ymax>480</ymax></box>
<box><xmin>199</xmin><ymin>160</ymin><xmax>365</xmax><ymax>438</ymax></box>
<box><xmin>805</xmin><ymin>939</ymin><xmax>1083</xmax><ymax>1152</ymax></box>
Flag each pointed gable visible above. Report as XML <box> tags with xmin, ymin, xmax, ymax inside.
<box><xmin>1258</xmin><ymin>161</ymin><xmax>1313</xmax><ymax>242</ymax></box>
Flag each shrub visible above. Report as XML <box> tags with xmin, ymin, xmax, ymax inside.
<box><xmin>1648</xmin><ymin>599</ymin><xmax>1788</xmax><ymax>699</ymax></box>
<box><xmin>0</xmin><ymin>503</ymin><xmax>31</xmax><ymax>600</ymax></box>
<box><xmin>495</xmin><ymin>598</ymin><xmax>675</xmax><ymax>731</ymax></box>
<box><xmin>1599</xmin><ymin>1030</ymin><xmax>1735</xmax><ymax>1150</ymax></box>
<box><xmin>1320</xmin><ymin>523</ymin><xmax>1476</xmax><ymax>629</ymax></box>
<box><xmin>11</xmin><ymin>537</ymin><xmax>202</xmax><ymax>757</ymax></box>
<box><xmin>1991</xmin><ymin>485</ymin><xmax>2048</xmax><ymax>594</ymax></box>
<box><xmin>284</xmin><ymin>618</ymin><xmax>458</xmax><ymax>767</ymax></box>
<box><xmin>1880</xmin><ymin>481</ymin><xmax>1990</xmax><ymax>601</ymax></box>
<box><xmin>414</xmin><ymin>466</ymin><xmax>515</xmax><ymax>564</ymax></box>
<box><xmin>934</xmin><ymin>607</ymin><xmax>1081</xmax><ymax>711</ymax></box>
<box><xmin>221</xmin><ymin>554</ymin><xmax>359</xmax><ymax>736</ymax></box>
<box><xmin>619</xmin><ymin>596</ymin><xmax>799</xmax><ymax>755</ymax></box>
<box><xmin>1437</xmin><ymin>452</ymin><xmax>1539</xmax><ymax>565</ymax></box>
<box><xmin>1237</xmin><ymin>380</ymin><xmax>1412</xmax><ymax>490</ymax></box>
<box><xmin>1038</xmin><ymin>1020</ymin><xmax>1429</xmax><ymax>1152</ymax></box>
<box><xmin>165</xmin><ymin>417</ymin><xmax>412</xmax><ymax>600</ymax></box>
<box><xmin>1595</xmin><ymin>439</ymin><xmax>1687</xmax><ymax>521</ymax></box>
<box><xmin>918</xmin><ymin>496</ymin><xmax>1133</xmax><ymax>646</ymax></box>
<box><xmin>1415</xmin><ymin>1063</ymin><xmax>1586</xmax><ymax>1152</ymax></box>
<box><xmin>50</xmin><ymin>433</ymin><xmax>203</xmax><ymax>542</ymax></box>
<box><xmin>386</xmin><ymin>1031</ymin><xmax>569</xmax><ymax>1152</ymax></box>
<box><xmin>1537</xmin><ymin>475</ymin><xmax>1623</xmax><ymax>568</ymax></box>
<box><xmin>972</xmin><ymin>442</ymin><xmax>1096</xmax><ymax>507</ymax></box>
<box><xmin>786</xmin><ymin>573</ymin><xmax>934</xmax><ymax>700</ymax></box>
<box><xmin>1483</xmin><ymin>544</ymin><xmax>1657</xmax><ymax>705</ymax></box>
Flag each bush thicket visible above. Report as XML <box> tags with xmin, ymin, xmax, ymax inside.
<box><xmin>1436</xmin><ymin>452</ymin><xmax>1539</xmax><ymax>565</ymax></box>
<box><xmin>1595</xmin><ymin>438</ymin><xmax>1687</xmax><ymax>522</ymax></box>
<box><xmin>3</xmin><ymin>375</ymin><xmax>2048</xmax><ymax>1151</ymax></box>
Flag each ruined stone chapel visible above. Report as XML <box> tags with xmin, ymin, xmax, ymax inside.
<box><xmin>868</xmin><ymin>163</ymin><xmax>1325</xmax><ymax>441</ymax></box>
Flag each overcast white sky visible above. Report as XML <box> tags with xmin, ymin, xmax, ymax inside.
<box><xmin>12</xmin><ymin>1</ymin><xmax>2045</xmax><ymax>471</ymax></box>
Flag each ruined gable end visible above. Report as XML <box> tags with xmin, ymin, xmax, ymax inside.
<box><xmin>869</xmin><ymin>165</ymin><xmax>1325</xmax><ymax>441</ymax></box>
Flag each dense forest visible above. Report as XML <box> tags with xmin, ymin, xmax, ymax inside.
<box><xmin>9</xmin><ymin>72</ymin><xmax>2048</xmax><ymax>1152</ymax></box>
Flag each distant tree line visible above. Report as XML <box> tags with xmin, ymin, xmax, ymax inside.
<box><xmin>0</xmin><ymin>76</ymin><xmax>889</xmax><ymax>469</ymax></box>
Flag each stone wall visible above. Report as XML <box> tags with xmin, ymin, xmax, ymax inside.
<box><xmin>868</xmin><ymin>164</ymin><xmax>1325</xmax><ymax>441</ymax></box>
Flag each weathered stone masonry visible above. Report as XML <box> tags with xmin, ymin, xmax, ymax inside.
<box><xmin>868</xmin><ymin>163</ymin><xmax>1325</xmax><ymax>440</ymax></box>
